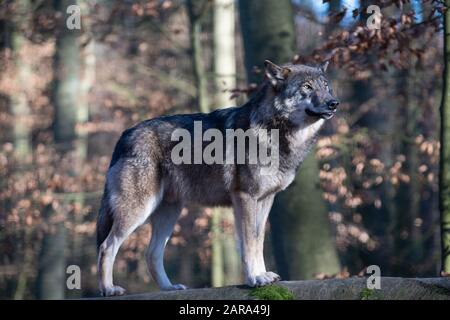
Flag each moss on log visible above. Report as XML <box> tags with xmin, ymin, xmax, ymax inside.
<box><xmin>90</xmin><ymin>277</ymin><xmax>450</xmax><ymax>300</ymax></box>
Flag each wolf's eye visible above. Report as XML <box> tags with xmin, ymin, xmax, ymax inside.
<box><xmin>302</xmin><ymin>83</ymin><xmax>313</xmax><ymax>91</ymax></box>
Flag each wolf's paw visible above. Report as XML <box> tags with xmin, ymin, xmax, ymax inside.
<box><xmin>246</xmin><ymin>272</ymin><xmax>281</xmax><ymax>287</ymax></box>
<box><xmin>263</xmin><ymin>271</ymin><xmax>281</xmax><ymax>282</ymax></box>
<box><xmin>162</xmin><ymin>283</ymin><xmax>188</xmax><ymax>291</ymax></box>
<box><xmin>102</xmin><ymin>285</ymin><xmax>126</xmax><ymax>297</ymax></box>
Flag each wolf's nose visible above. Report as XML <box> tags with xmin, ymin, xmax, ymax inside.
<box><xmin>327</xmin><ymin>100</ymin><xmax>339</xmax><ymax>111</ymax></box>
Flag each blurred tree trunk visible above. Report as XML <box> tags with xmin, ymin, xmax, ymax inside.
<box><xmin>270</xmin><ymin>155</ymin><xmax>342</xmax><ymax>279</ymax></box>
<box><xmin>210</xmin><ymin>209</ymin><xmax>224</xmax><ymax>286</ymax></box>
<box><xmin>212</xmin><ymin>0</ymin><xmax>240</xmax><ymax>286</ymax></box>
<box><xmin>322</xmin><ymin>0</ymin><xmax>346</xmax><ymax>254</ymax></box>
<box><xmin>440</xmin><ymin>0</ymin><xmax>450</xmax><ymax>274</ymax></box>
<box><xmin>393</xmin><ymin>1</ymin><xmax>423</xmax><ymax>272</ymax></box>
<box><xmin>77</xmin><ymin>1</ymin><xmax>95</xmax><ymax>162</ymax></box>
<box><xmin>36</xmin><ymin>205</ymin><xmax>67</xmax><ymax>299</ymax></box>
<box><xmin>178</xmin><ymin>243</ymin><xmax>194</xmax><ymax>286</ymax></box>
<box><xmin>239</xmin><ymin>0</ymin><xmax>340</xmax><ymax>280</ymax></box>
<box><xmin>37</xmin><ymin>0</ymin><xmax>81</xmax><ymax>299</ymax></box>
<box><xmin>186</xmin><ymin>0</ymin><xmax>213</xmax><ymax>286</ymax></box>
<box><xmin>52</xmin><ymin>1</ymin><xmax>80</xmax><ymax>145</ymax></box>
<box><xmin>213</xmin><ymin>0</ymin><xmax>235</xmax><ymax>109</ymax></box>
<box><xmin>10</xmin><ymin>0</ymin><xmax>33</xmax><ymax>300</ymax></box>
<box><xmin>417</xmin><ymin>0</ymin><xmax>441</xmax><ymax>276</ymax></box>
<box><xmin>349</xmin><ymin>0</ymin><xmax>397</xmax><ymax>275</ymax></box>
<box><xmin>239</xmin><ymin>0</ymin><xmax>296</xmax><ymax>85</ymax></box>
<box><xmin>186</xmin><ymin>0</ymin><xmax>210</xmax><ymax>113</ymax></box>
<box><xmin>68</xmin><ymin>0</ymin><xmax>96</xmax><ymax>298</ymax></box>
<box><xmin>393</xmin><ymin>68</ymin><xmax>421</xmax><ymax>273</ymax></box>
<box><xmin>11</xmin><ymin>0</ymin><xmax>31</xmax><ymax>162</ymax></box>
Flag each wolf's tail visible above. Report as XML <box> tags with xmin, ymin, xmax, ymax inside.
<box><xmin>96</xmin><ymin>190</ymin><xmax>113</xmax><ymax>251</ymax></box>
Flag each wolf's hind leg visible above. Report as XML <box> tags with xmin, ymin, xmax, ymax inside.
<box><xmin>98</xmin><ymin>163</ymin><xmax>163</xmax><ymax>297</ymax></box>
<box><xmin>146</xmin><ymin>202</ymin><xmax>185</xmax><ymax>291</ymax></box>
<box><xmin>98</xmin><ymin>195</ymin><xmax>161</xmax><ymax>296</ymax></box>
<box><xmin>98</xmin><ymin>225</ymin><xmax>130</xmax><ymax>297</ymax></box>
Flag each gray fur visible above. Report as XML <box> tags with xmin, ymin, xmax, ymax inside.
<box><xmin>96</xmin><ymin>61</ymin><xmax>339</xmax><ymax>296</ymax></box>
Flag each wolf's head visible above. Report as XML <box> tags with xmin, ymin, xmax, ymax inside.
<box><xmin>264</xmin><ymin>60</ymin><xmax>339</xmax><ymax>123</ymax></box>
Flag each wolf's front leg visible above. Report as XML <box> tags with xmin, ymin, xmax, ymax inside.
<box><xmin>232</xmin><ymin>192</ymin><xmax>279</xmax><ymax>287</ymax></box>
<box><xmin>255</xmin><ymin>196</ymin><xmax>281</xmax><ymax>283</ymax></box>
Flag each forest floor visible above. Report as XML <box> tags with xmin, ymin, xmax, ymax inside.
<box><xmin>90</xmin><ymin>277</ymin><xmax>450</xmax><ymax>300</ymax></box>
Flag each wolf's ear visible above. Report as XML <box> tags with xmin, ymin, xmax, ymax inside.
<box><xmin>320</xmin><ymin>61</ymin><xmax>330</xmax><ymax>73</ymax></box>
<box><xmin>264</xmin><ymin>60</ymin><xmax>291</xmax><ymax>88</ymax></box>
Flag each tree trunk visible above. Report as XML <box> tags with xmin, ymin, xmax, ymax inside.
<box><xmin>186</xmin><ymin>0</ymin><xmax>216</xmax><ymax>286</ymax></box>
<box><xmin>393</xmin><ymin>55</ymin><xmax>421</xmax><ymax>273</ymax></box>
<box><xmin>36</xmin><ymin>206</ymin><xmax>67</xmax><ymax>299</ymax></box>
<box><xmin>211</xmin><ymin>0</ymin><xmax>240</xmax><ymax>286</ymax></box>
<box><xmin>238</xmin><ymin>0</ymin><xmax>340</xmax><ymax>280</ymax></box>
<box><xmin>440</xmin><ymin>0</ymin><xmax>450</xmax><ymax>274</ymax></box>
<box><xmin>37</xmin><ymin>0</ymin><xmax>81</xmax><ymax>299</ymax></box>
<box><xmin>68</xmin><ymin>0</ymin><xmax>96</xmax><ymax>298</ymax></box>
<box><xmin>210</xmin><ymin>208</ymin><xmax>224</xmax><ymax>286</ymax></box>
<box><xmin>270</xmin><ymin>155</ymin><xmax>341</xmax><ymax>279</ymax></box>
<box><xmin>11</xmin><ymin>0</ymin><xmax>32</xmax><ymax>162</ymax></box>
<box><xmin>239</xmin><ymin>0</ymin><xmax>296</xmax><ymax>85</ymax></box>
<box><xmin>52</xmin><ymin>0</ymin><xmax>81</xmax><ymax>145</ymax></box>
<box><xmin>186</xmin><ymin>0</ymin><xmax>210</xmax><ymax>113</ymax></box>
<box><xmin>10</xmin><ymin>0</ymin><xmax>32</xmax><ymax>300</ymax></box>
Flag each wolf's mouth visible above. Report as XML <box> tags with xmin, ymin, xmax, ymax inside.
<box><xmin>305</xmin><ymin>108</ymin><xmax>335</xmax><ymax>120</ymax></box>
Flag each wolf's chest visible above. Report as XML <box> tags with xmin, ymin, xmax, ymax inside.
<box><xmin>257</xmin><ymin>169</ymin><xmax>297</xmax><ymax>197</ymax></box>
<box><xmin>276</xmin><ymin>170</ymin><xmax>296</xmax><ymax>191</ymax></box>
<box><xmin>256</xmin><ymin>120</ymin><xmax>325</xmax><ymax>197</ymax></box>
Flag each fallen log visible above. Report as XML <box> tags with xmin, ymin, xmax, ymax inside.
<box><xmin>91</xmin><ymin>277</ymin><xmax>450</xmax><ymax>300</ymax></box>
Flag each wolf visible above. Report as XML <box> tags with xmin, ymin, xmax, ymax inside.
<box><xmin>96</xmin><ymin>60</ymin><xmax>339</xmax><ymax>296</ymax></box>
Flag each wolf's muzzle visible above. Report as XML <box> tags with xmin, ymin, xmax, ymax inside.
<box><xmin>327</xmin><ymin>99</ymin><xmax>339</xmax><ymax>111</ymax></box>
<box><xmin>305</xmin><ymin>108</ymin><xmax>336</xmax><ymax>119</ymax></box>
